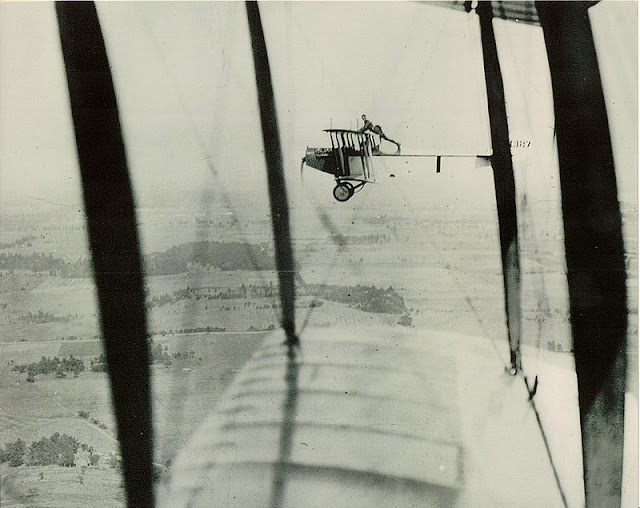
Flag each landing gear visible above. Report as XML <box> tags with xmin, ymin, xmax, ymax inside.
<box><xmin>333</xmin><ymin>182</ymin><xmax>354</xmax><ymax>202</ymax></box>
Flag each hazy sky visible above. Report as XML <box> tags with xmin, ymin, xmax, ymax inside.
<box><xmin>0</xmin><ymin>2</ymin><xmax>491</xmax><ymax>208</ymax></box>
<box><xmin>0</xmin><ymin>1</ymin><xmax>635</xmax><ymax>212</ymax></box>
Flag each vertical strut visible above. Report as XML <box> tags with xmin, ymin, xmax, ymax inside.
<box><xmin>537</xmin><ymin>3</ymin><xmax>627</xmax><ymax>506</ymax></box>
<box><xmin>476</xmin><ymin>1</ymin><xmax>522</xmax><ymax>372</ymax></box>
<box><xmin>246</xmin><ymin>0</ymin><xmax>298</xmax><ymax>347</ymax></box>
<box><xmin>246</xmin><ymin>3</ymin><xmax>300</xmax><ymax>506</ymax></box>
<box><xmin>55</xmin><ymin>3</ymin><xmax>154</xmax><ymax>507</ymax></box>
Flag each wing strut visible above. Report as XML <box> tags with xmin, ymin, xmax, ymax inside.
<box><xmin>56</xmin><ymin>4</ymin><xmax>154</xmax><ymax>507</ymax></box>
<box><xmin>537</xmin><ymin>3</ymin><xmax>627</xmax><ymax>506</ymax></box>
<box><xmin>246</xmin><ymin>1</ymin><xmax>298</xmax><ymax>348</ymax></box>
<box><xmin>246</xmin><ymin>3</ymin><xmax>300</xmax><ymax>508</ymax></box>
<box><xmin>476</xmin><ymin>1</ymin><xmax>522</xmax><ymax>373</ymax></box>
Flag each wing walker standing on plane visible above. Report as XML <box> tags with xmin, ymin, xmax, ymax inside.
<box><xmin>302</xmin><ymin>115</ymin><xmax>490</xmax><ymax>201</ymax></box>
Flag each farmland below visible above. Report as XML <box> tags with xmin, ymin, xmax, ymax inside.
<box><xmin>0</xmin><ymin>198</ymin><xmax>636</xmax><ymax>507</ymax></box>
<box><xmin>0</xmin><ymin>201</ymin><xmax>423</xmax><ymax>506</ymax></box>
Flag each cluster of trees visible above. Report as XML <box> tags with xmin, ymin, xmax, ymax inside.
<box><xmin>547</xmin><ymin>340</ymin><xmax>567</xmax><ymax>352</ymax></box>
<box><xmin>417</xmin><ymin>218</ymin><xmax>491</xmax><ymax>238</ymax></box>
<box><xmin>296</xmin><ymin>299</ymin><xmax>324</xmax><ymax>309</ymax></box>
<box><xmin>247</xmin><ymin>324</ymin><xmax>276</xmax><ymax>332</ymax></box>
<box><xmin>13</xmin><ymin>355</ymin><xmax>85</xmax><ymax>382</ymax></box>
<box><xmin>17</xmin><ymin>310</ymin><xmax>68</xmax><ymax>324</ymax></box>
<box><xmin>0</xmin><ymin>240</ymin><xmax>277</xmax><ymax>278</ymax></box>
<box><xmin>397</xmin><ymin>313</ymin><xmax>413</xmax><ymax>327</ymax></box>
<box><xmin>0</xmin><ymin>252</ymin><xmax>89</xmax><ymax>277</ymax></box>
<box><xmin>329</xmin><ymin>233</ymin><xmax>391</xmax><ymax>245</ymax></box>
<box><xmin>150</xmin><ymin>343</ymin><xmax>172</xmax><ymax>366</ymax></box>
<box><xmin>299</xmin><ymin>283</ymin><xmax>408</xmax><ymax>314</ymax></box>
<box><xmin>149</xmin><ymin>343</ymin><xmax>203</xmax><ymax>366</ymax></box>
<box><xmin>172</xmin><ymin>350</ymin><xmax>199</xmax><ymax>361</ymax></box>
<box><xmin>0</xmin><ymin>234</ymin><xmax>41</xmax><ymax>249</ymax></box>
<box><xmin>78</xmin><ymin>411</ymin><xmax>108</xmax><ymax>430</ymax></box>
<box><xmin>145</xmin><ymin>241</ymin><xmax>275</xmax><ymax>275</ymax></box>
<box><xmin>148</xmin><ymin>281</ymin><xmax>403</xmax><ymax>315</ymax></box>
<box><xmin>147</xmin><ymin>282</ymin><xmax>280</xmax><ymax>309</ymax></box>
<box><xmin>0</xmin><ymin>433</ymin><xmax>97</xmax><ymax>468</ymax></box>
<box><xmin>148</xmin><ymin>326</ymin><xmax>227</xmax><ymax>337</ymax></box>
<box><xmin>90</xmin><ymin>354</ymin><xmax>107</xmax><ymax>372</ymax></box>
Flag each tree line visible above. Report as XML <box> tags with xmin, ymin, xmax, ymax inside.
<box><xmin>0</xmin><ymin>241</ymin><xmax>276</xmax><ymax>277</ymax></box>
<box><xmin>145</xmin><ymin>241</ymin><xmax>275</xmax><ymax>274</ymax></box>
<box><xmin>0</xmin><ymin>234</ymin><xmax>42</xmax><ymax>249</ymax></box>
<box><xmin>12</xmin><ymin>355</ymin><xmax>85</xmax><ymax>382</ymax></box>
<box><xmin>328</xmin><ymin>233</ymin><xmax>391</xmax><ymax>245</ymax></box>
<box><xmin>299</xmin><ymin>283</ymin><xmax>408</xmax><ymax>314</ymax></box>
<box><xmin>148</xmin><ymin>281</ymin><xmax>407</xmax><ymax>315</ymax></box>
<box><xmin>0</xmin><ymin>252</ymin><xmax>89</xmax><ymax>277</ymax></box>
<box><xmin>0</xmin><ymin>433</ymin><xmax>97</xmax><ymax>468</ymax></box>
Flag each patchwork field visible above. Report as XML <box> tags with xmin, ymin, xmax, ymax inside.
<box><xmin>0</xmin><ymin>200</ymin><xmax>635</xmax><ymax>506</ymax></box>
<box><xmin>0</xmin><ymin>331</ymin><xmax>269</xmax><ymax>506</ymax></box>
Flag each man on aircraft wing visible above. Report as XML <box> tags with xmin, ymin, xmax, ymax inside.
<box><xmin>358</xmin><ymin>114</ymin><xmax>401</xmax><ymax>151</ymax></box>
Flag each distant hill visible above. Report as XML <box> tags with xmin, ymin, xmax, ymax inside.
<box><xmin>145</xmin><ymin>241</ymin><xmax>275</xmax><ymax>275</ymax></box>
<box><xmin>0</xmin><ymin>241</ymin><xmax>276</xmax><ymax>277</ymax></box>
<box><xmin>0</xmin><ymin>252</ymin><xmax>89</xmax><ymax>277</ymax></box>
<box><xmin>300</xmin><ymin>283</ymin><xmax>408</xmax><ymax>314</ymax></box>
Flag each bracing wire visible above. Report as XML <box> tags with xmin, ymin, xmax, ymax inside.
<box><xmin>495</xmin><ymin>19</ymin><xmax>564</xmax><ymax>357</ymax></box>
<box><xmin>296</xmin><ymin>5</ymin><xmax>473</xmax><ymax>335</ymax></box>
<box><xmin>526</xmin><ymin>378</ymin><xmax>569</xmax><ymax>508</ymax></box>
<box><xmin>133</xmin><ymin>3</ymin><xmax>284</xmax><ymax>460</ymax></box>
<box><xmin>475</xmin><ymin>3</ymin><xmax>568</xmax><ymax>503</ymax></box>
<box><xmin>243</xmin><ymin>7</ymin><xmax>371</xmax><ymax>337</ymax></box>
<box><xmin>134</xmin><ymin>4</ymin><xmax>280</xmax><ymax>324</ymax></box>
<box><xmin>402</xmin><ymin>10</ymin><xmax>458</xmax><ymax>128</ymax></box>
<box><xmin>392</xmin><ymin>178</ymin><xmax>510</xmax><ymax>369</ymax></box>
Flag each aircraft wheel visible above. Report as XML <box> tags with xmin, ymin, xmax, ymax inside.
<box><xmin>333</xmin><ymin>183</ymin><xmax>353</xmax><ymax>202</ymax></box>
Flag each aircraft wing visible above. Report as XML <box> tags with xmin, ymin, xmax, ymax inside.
<box><xmin>425</xmin><ymin>1</ymin><xmax>600</xmax><ymax>27</ymax></box>
<box><xmin>161</xmin><ymin>326</ymin><xmax>585</xmax><ymax>507</ymax></box>
<box><xmin>427</xmin><ymin>1</ymin><xmax>539</xmax><ymax>25</ymax></box>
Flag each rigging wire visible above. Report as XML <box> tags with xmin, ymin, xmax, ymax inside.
<box><xmin>393</xmin><ymin>174</ymin><xmax>509</xmax><ymax>369</ymax></box>
<box><xmin>296</xmin><ymin>5</ymin><xmax>482</xmax><ymax>334</ymax></box>
<box><xmin>402</xmin><ymin>9</ymin><xmax>458</xmax><ymax>129</ymax></box>
<box><xmin>495</xmin><ymin>19</ymin><xmax>555</xmax><ymax>357</ymax></box>
<box><xmin>492</xmin><ymin>14</ymin><xmax>576</xmax><ymax>506</ymax></box>
<box><xmin>526</xmin><ymin>379</ymin><xmax>569</xmax><ymax>508</ymax></box>
<box><xmin>132</xmin><ymin>3</ymin><xmax>283</xmax><ymax>462</ymax></box>
<box><xmin>475</xmin><ymin>4</ymin><xmax>569</xmax><ymax>504</ymax></box>
<box><xmin>282</xmin><ymin>3</ymin><xmax>364</xmax><ymax>335</ymax></box>
<box><xmin>133</xmin><ymin>4</ymin><xmax>279</xmax><ymax>323</ymax></box>
<box><xmin>375</xmin><ymin>162</ymin><xmax>571</xmax><ymax>505</ymax></box>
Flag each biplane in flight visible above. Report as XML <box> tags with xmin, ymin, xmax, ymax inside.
<box><xmin>302</xmin><ymin>128</ymin><xmax>491</xmax><ymax>201</ymax></box>
<box><xmin>4</xmin><ymin>1</ymin><xmax>632</xmax><ymax>508</ymax></box>
<box><xmin>302</xmin><ymin>129</ymin><xmax>378</xmax><ymax>202</ymax></box>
